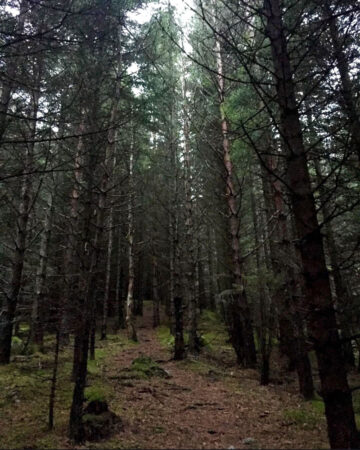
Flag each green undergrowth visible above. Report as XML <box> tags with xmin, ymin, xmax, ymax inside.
<box><xmin>308</xmin><ymin>391</ymin><xmax>360</xmax><ymax>429</ymax></box>
<box><xmin>157</xmin><ymin>309</ymin><xmax>233</xmax><ymax>364</ymax></box>
<box><xmin>117</xmin><ymin>355</ymin><xmax>170</xmax><ymax>381</ymax></box>
<box><xmin>0</xmin><ymin>331</ymin><xmax>131</xmax><ymax>449</ymax></box>
<box><xmin>177</xmin><ymin>357</ymin><xmax>217</xmax><ymax>375</ymax></box>
<box><xmin>198</xmin><ymin>310</ymin><xmax>231</xmax><ymax>354</ymax></box>
<box><xmin>157</xmin><ymin>325</ymin><xmax>176</xmax><ymax>348</ymax></box>
<box><xmin>283</xmin><ymin>402</ymin><xmax>324</xmax><ymax>430</ymax></box>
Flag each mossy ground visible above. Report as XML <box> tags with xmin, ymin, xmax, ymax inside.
<box><xmin>0</xmin><ymin>331</ymin><xmax>132</xmax><ymax>449</ymax></box>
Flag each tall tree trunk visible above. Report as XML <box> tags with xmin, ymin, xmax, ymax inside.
<box><xmin>261</xmin><ymin>150</ymin><xmax>314</xmax><ymax>398</ymax></box>
<box><xmin>250</xmin><ymin>171</ymin><xmax>272</xmax><ymax>385</ymax></box>
<box><xmin>101</xmin><ymin>194</ymin><xmax>114</xmax><ymax>340</ymax></box>
<box><xmin>214</xmin><ymin>36</ymin><xmax>256</xmax><ymax>368</ymax></box>
<box><xmin>114</xmin><ymin>223</ymin><xmax>125</xmax><ymax>331</ymax></box>
<box><xmin>320</xmin><ymin>2</ymin><xmax>360</xmax><ymax>161</ymax></box>
<box><xmin>0</xmin><ymin>55</ymin><xmax>42</xmax><ymax>364</ymax></box>
<box><xmin>170</xmin><ymin>138</ymin><xmax>185</xmax><ymax>358</ymax></box>
<box><xmin>152</xmin><ymin>252</ymin><xmax>160</xmax><ymax>328</ymax></box>
<box><xmin>182</xmin><ymin>73</ymin><xmax>199</xmax><ymax>354</ymax></box>
<box><xmin>0</xmin><ymin>0</ymin><xmax>27</xmax><ymax>144</ymax></box>
<box><xmin>48</xmin><ymin>328</ymin><xmax>60</xmax><ymax>430</ymax></box>
<box><xmin>207</xmin><ymin>227</ymin><xmax>218</xmax><ymax>310</ymax></box>
<box><xmin>31</xmin><ymin>188</ymin><xmax>54</xmax><ymax>350</ymax></box>
<box><xmin>313</xmin><ymin>158</ymin><xmax>355</xmax><ymax>367</ymax></box>
<box><xmin>69</xmin><ymin>174</ymin><xmax>96</xmax><ymax>443</ymax></box>
<box><xmin>125</xmin><ymin>140</ymin><xmax>137</xmax><ymax>342</ymax></box>
<box><xmin>62</xmin><ymin>117</ymin><xmax>85</xmax><ymax>346</ymax></box>
<box><xmin>69</xmin><ymin>128</ymin><xmax>104</xmax><ymax>441</ymax></box>
<box><xmin>264</xmin><ymin>0</ymin><xmax>358</xmax><ymax>446</ymax></box>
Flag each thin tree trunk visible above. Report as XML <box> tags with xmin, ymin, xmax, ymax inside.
<box><xmin>182</xmin><ymin>73</ymin><xmax>199</xmax><ymax>354</ymax></box>
<box><xmin>30</xmin><ymin>189</ymin><xmax>54</xmax><ymax>351</ymax></box>
<box><xmin>114</xmin><ymin>223</ymin><xmax>125</xmax><ymax>331</ymax></box>
<box><xmin>101</xmin><ymin>201</ymin><xmax>114</xmax><ymax>340</ymax></box>
<box><xmin>207</xmin><ymin>227</ymin><xmax>218</xmax><ymax>310</ymax></box>
<box><xmin>214</xmin><ymin>36</ymin><xmax>256</xmax><ymax>368</ymax></box>
<box><xmin>48</xmin><ymin>329</ymin><xmax>60</xmax><ymax>430</ymax></box>
<box><xmin>152</xmin><ymin>253</ymin><xmax>160</xmax><ymax>328</ymax></box>
<box><xmin>126</xmin><ymin>140</ymin><xmax>137</xmax><ymax>342</ymax></box>
<box><xmin>62</xmin><ymin>117</ymin><xmax>85</xmax><ymax>346</ymax></box>
<box><xmin>250</xmin><ymin>171</ymin><xmax>272</xmax><ymax>385</ymax></box>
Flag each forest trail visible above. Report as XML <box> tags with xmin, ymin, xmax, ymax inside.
<box><xmin>102</xmin><ymin>304</ymin><xmax>328</xmax><ymax>449</ymax></box>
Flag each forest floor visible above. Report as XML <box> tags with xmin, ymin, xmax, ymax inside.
<box><xmin>2</xmin><ymin>302</ymin><xmax>357</xmax><ymax>449</ymax></box>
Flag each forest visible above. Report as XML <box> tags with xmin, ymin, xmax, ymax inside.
<box><xmin>0</xmin><ymin>0</ymin><xmax>359</xmax><ymax>448</ymax></box>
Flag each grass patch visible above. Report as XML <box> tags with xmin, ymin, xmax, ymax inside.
<box><xmin>283</xmin><ymin>405</ymin><xmax>322</xmax><ymax>430</ymax></box>
<box><xmin>157</xmin><ymin>325</ymin><xmax>175</xmax><ymax>348</ymax></box>
<box><xmin>178</xmin><ymin>357</ymin><xmax>213</xmax><ymax>375</ymax></box>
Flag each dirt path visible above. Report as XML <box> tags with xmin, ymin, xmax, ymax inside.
<box><xmin>103</xmin><ymin>305</ymin><xmax>328</xmax><ymax>449</ymax></box>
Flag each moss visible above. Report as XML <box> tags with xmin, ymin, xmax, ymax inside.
<box><xmin>352</xmin><ymin>390</ymin><xmax>360</xmax><ymax>414</ymax></box>
<box><xmin>83</xmin><ymin>413</ymin><xmax>108</xmax><ymax>424</ymax></box>
<box><xmin>157</xmin><ymin>326</ymin><xmax>174</xmax><ymax>348</ymax></box>
<box><xmin>85</xmin><ymin>383</ymin><xmax>115</xmax><ymax>404</ymax></box>
<box><xmin>85</xmin><ymin>386</ymin><xmax>108</xmax><ymax>403</ymax></box>
<box><xmin>11</xmin><ymin>336</ymin><xmax>24</xmax><ymax>355</ymax></box>
<box><xmin>283</xmin><ymin>406</ymin><xmax>322</xmax><ymax>430</ymax></box>
<box><xmin>131</xmin><ymin>356</ymin><xmax>169</xmax><ymax>378</ymax></box>
<box><xmin>156</xmin><ymin>326</ymin><xmax>189</xmax><ymax>349</ymax></box>
<box><xmin>36</xmin><ymin>434</ymin><xmax>64</xmax><ymax>449</ymax></box>
<box><xmin>310</xmin><ymin>397</ymin><xmax>325</xmax><ymax>415</ymax></box>
<box><xmin>196</xmin><ymin>309</ymin><xmax>234</xmax><ymax>364</ymax></box>
<box><xmin>178</xmin><ymin>358</ymin><xmax>213</xmax><ymax>376</ymax></box>
<box><xmin>152</xmin><ymin>425</ymin><xmax>165</xmax><ymax>434</ymax></box>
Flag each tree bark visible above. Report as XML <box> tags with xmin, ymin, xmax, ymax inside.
<box><xmin>0</xmin><ymin>0</ymin><xmax>27</xmax><ymax>144</ymax></box>
<box><xmin>0</xmin><ymin>54</ymin><xmax>43</xmax><ymax>364</ymax></box>
<box><xmin>125</xmin><ymin>139</ymin><xmax>137</xmax><ymax>342</ymax></box>
<box><xmin>182</xmin><ymin>72</ymin><xmax>200</xmax><ymax>354</ymax></box>
<box><xmin>152</xmin><ymin>253</ymin><xmax>160</xmax><ymax>328</ymax></box>
<box><xmin>320</xmin><ymin>2</ymin><xmax>360</xmax><ymax>161</ymax></box>
<box><xmin>31</xmin><ymin>188</ymin><xmax>54</xmax><ymax>350</ymax></box>
<box><xmin>214</xmin><ymin>36</ymin><xmax>256</xmax><ymax>368</ymax></box>
<box><xmin>264</xmin><ymin>0</ymin><xmax>359</xmax><ymax>446</ymax></box>
<box><xmin>114</xmin><ymin>223</ymin><xmax>125</xmax><ymax>331</ymax></box>
<box><xmin>250</xmin><ymin>171</ymin><xmax>272</xmax><ymax>385</ymax></box>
